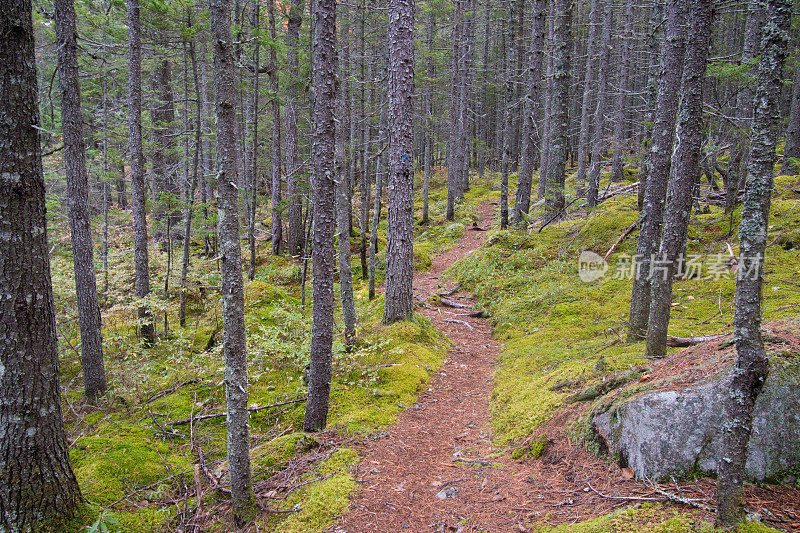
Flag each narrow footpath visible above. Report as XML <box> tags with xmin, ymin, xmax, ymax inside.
<box><xmin>330</xmin><ymin>202</ymin><xmax>711</xmax><ymax>532</ymax></box>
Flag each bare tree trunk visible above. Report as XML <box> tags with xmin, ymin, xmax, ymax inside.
<box><xmin>638</xmin><ymin>0</ymin><xmax>664</xmax><ymax>210</ymax></box>
<box><xmin>513</xmin><ymin>0</ymin><xmax>546</xmax><ymax>227</ymax></box>
<box><xmin>586</xmin><ymin>0</ymin><xmax>613</xmax><ymax>208</ymax></box>
<box><xmin>285</xmin><ymin>0</ymin><xmax>306</xmax><ymax>256</ymax></box>
<box><xmin>55</xmin><ymin>0</ymin><xmax>107</xmax><ymax>401</ymax></box>
<box><xmin>610</xmin><ymin>0</ymin><xmax>633</xmax><ymax>183</ymax></box>
<box><xmin>627</xmin><ymin>0</ymin><xmax>687</xmax><ymax>342</ymax></box>
<box><xmin>0</xmin><ymin>1</ymin><xmax>84</xmax><ymax>527</ymax></box>
<box><xmin>360</xmin><ymin>60</ymin><xmax>372</xmax><ymax>280</ymax></box>
<box><xmin>209</xmin><ymin>0</ymin><xmax>256</xmax><ymax>524</ymax></box>
<box><xmin>538</xmin><ymin>5</ymin><xmax>555</xmax><ymax>200</ymax></box>
<box><xmin>247</xmin><ymin>0</ymin><xmax>260</xmax><ymax>280</ymax></box>
<box><xmin>383</xmin><ymin>0</ymin><xmax>416</xmax><ymax>324</ymax></box>
<box><xmin>716</xmin><ymin>0</ymin><xmax>791</xmax><ymax>525</ymax></box>
<box><xmin>499</xmin><ymin>6</ymin><xmax>513</xmax><ymax>229</ymax></box>
<box><xmin>369</xmin><ymin>104</ymin><xmax>387</xmax><ymax>301</ymax></box>
<box><xmin>304</xmin><ymin>0</ymin><xmax>337</xmax><ymax>432</ymax></box>
<box><xmin>783</xmin><ymin>61</ymin><xmax>800</xmax><ymax>173</ymax></box>
<box><xmin>127</xmin><ymin>0</ymin><xmax>155</xmax><ymax>346</ymax></box>
<box><xmin>574</xmin><ymin>0</ymin><xmax>600</xmax><ymax>197</ymax></box>
<box><xmin>447</xmin><ymin>0</ymin><xmax>465</xmax><ymax>220</ymax></box>
<box><xmin>543</xmin><ymin>0</ymin><xmax>573</xmax><ymax>217</ymax></box>
<box><xmin>268</xmin><ymin>0</ymin><xmax>283</xmax><ymax>254</ymax></box>
<box><xmin>336</xmin><ymin>5</ymin><xmax>356</xmax><ymax>345</ymax></box>
<box><xmin>422</xmin><ymin>8</ymin><xmax>435</xmax><ymax>225</ymax></box>
<box><xmin>645</xmin><ymin>0</ymin><xmax>713</xmax><ymax>359</ymax></box>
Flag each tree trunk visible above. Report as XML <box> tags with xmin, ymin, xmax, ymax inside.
<box><xmin>586</xmin><ymin>0</ymin><xmax>613</xmax><ymax>208</ymax></box>
<box><xmin>0</xmin><ymin>1</ymin><xmax>84</xmax><ymax>527</ymax></box>
<box><xmin>645</xmin><ymin>0</ymin><xmax>713</xmax><ymax>359</ymax></box>
<box><xmin>127</xmin><ymin>0</ymin><xmax>155</xmax><ymax>346</ymax></box>
<box><xmin>627</xmin><ymin>0</ymin><xmax>687</xmax><ymax>342</ymax></box>
<box><xmin>247</xmin><ymin>0</ymin><xmax>260</xmax><ymax>280</ymax></box>
<box><xmin>574</xmin><ymin>0</ymin><xmax>601</xmax><ymax>198</ymax></box>
<box><xmin>610</xmin><ymin>0</ymin><xmax>633</xmax><ymax>183</ymax></box>
<box><xmin>268</xmin><ymin>0</ymin><xmax>283</xmax><ymax>254</ymax></box>
<box><xmin>783</xmin><ymin>62</ymin><xmax>800</xmax><ymax>173</ymax></box>
<box><xmin>499</xmin><ymin>7</ymin><xmax>512</xmax><ymax>229</ymax></box>
<box><xmin>422</xmin><ymin>8</ymin><xmax>435</xmax><ymax>225</ymax></box>
<box><xmin>336</xmin><ymin>5</ymin><xmax>356</xmax><ymax>345</ymax></box>
<box><xmin>383</xmin><ymin>0</ymin><xmax>416</xmax><ymax>324</ymax></box>
<box><xmin>360</xmin><ymin>60</ymin><xmax>372</xmax><ymax>280</ymax></box>
<box><xmin>639</xmin><ymin>0</ymin><xmax>664</xmax><ymax>210</ymax></box>
<box><xmin>55</xmin><ymin>0</ymin><xmax>107</xmax><ymax>401</ymax></box>
<box><xmin>543</xmin><ymin>0</ymin><xmax>573</xmax><ymax>217</ymax></box>
<box><xmin>447</xmin><ymin>0</ymin><xmax>465</xmax><ymax>220</ymax></box>
<box><xmin>538</xmin><ymin>4</ymin><xmax>556</xmax><ymax>200</ymax></box>
<box><xmin>513</xmin><ymin>0</ymin><xmax>546</xmax><ymax>228</ymax></box>
<box><xmin>285</xmin><ymin>0</ymin><xmax>306</xmax><ymax>257</ymax></box>
<box><xmin>369</xmin><ymin>104</ymin><xmax>387</xmax><ymax>301</ymax></box>
<box><xmin>716</xmin><ymin>0</ymin><xmax>791</xmax><ymax>525</ymax></box>
<box><xmin>152</xmin><ymin>59</ymin><xmax>181</xmax><ymax>238</ymax></box>
<box><xmin>209</xmin><ymin>0</ymin><xmax>257</xmax><ymax>524</ymax></box>
<box><xmin>304</xmin><ymin>0</ymin><xmax>337</xmax><ymax>432</ymax></box>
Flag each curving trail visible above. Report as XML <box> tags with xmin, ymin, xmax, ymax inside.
<box><xmin>329</xmin><ymin>202</ymin><xmax>711</xmax><ymax>532</ymax></box>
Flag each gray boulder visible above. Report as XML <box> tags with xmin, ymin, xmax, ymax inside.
<box><xmin>592</xmin><ymin>352</ymin><xmax>800</xmax><ymax>482</ymax></box>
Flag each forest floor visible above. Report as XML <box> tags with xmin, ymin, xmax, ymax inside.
<box><xmin>330</xmin><ymin>201</ymin><xmax>800</xmax><ymax>533</ymax></box>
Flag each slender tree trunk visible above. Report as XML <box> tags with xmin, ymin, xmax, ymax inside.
<box><xmin>611</xmin><ymin>0</ymin><xmax>633</xmax><ymax>183</ymax></box>
<box><xmin>627</xmin><ymin>0</ymin><xmax>687</xmax><ymax>342</ymax></box>
<box><xmin>383</xmin><ymin>0</ymin><xmax>416</xmax><ymax>324</ymax></box>
<box><xmin>645</xmin><ymin>0</ymin><xmax>713</xmax><ymax>359</ymax></box>
<box><xmin>538</xmin><ymin>6</ymin><xmax>555</xmax><ymax>200</ymax></box>
<box><xmin>716</xmin><ymin>0</ymin><xmax>791</xmax><ymax>524</ymax></box>
<box><xmin>0</xmin><ymin>1</ymin><xmax>84</xmax><ymax>527</ymax></box>
<box><xmin>247</xmin><ymin>0</ymin><xmax>260</xmax><ymax>280</ymax></box>
<box><xmin>127</xmin><ymin>0</ymin><xmax>155</xmax><ymax>346</ymax></box>
<box><xmin>783</xmin><ymin>62</ymin><xmax>800</xmax><ymax>173</ymax></box>
<box><xmin>268</xmin><ymin>0</ymin><xmax>283</xmax><ymax>254</ymax></box>
<box><xmin>180</xmin><ymin>21</ymin><xmax>203</xmax><ymax>328</ymax></box>
<box><xmin>305</xmin><ymin>0</ymin><xmax>337</xmax><ymax>432</ymax></box>
<box><xmin>513</xmin><ymin>0</ymin><xmax>546</xmax><ymax>227</ymax></box>
<box><xmin>360</xmin><ymin>61</ymin><xmax>372</xmax><ymax>280</ymax></box>
<box><xmin>639</xmin><ymin>0</ymin><xmax>664</xmax><ymax>210</ymax></box>
<box><xmin>586</xmin><ymin>0</ymin><xmax>613</xmax><ymax>208</ymax></box>
<box><xmin>209</xmin><ymin>0</ymin><xmax>257</xmax><ymax>523</ymax></box>
<box><xmin>55</xmin><ymin>0</ymin><xmax>107</xmax><ymax>401</ymax></box>
<box><xmin>422</xmin><ymin>8</ymin><xmax>435</xmax><ymax>225</ymax></box>
<box><xmin>574</xmin><ymin>0</ymin><xmax>600</xmax><ymax>197</ymax></box>
<box><xmin>336</xmin><ymin>5</ymin><xmax>356</xmax><ymax>345</ymax></box>
<box><xmin>499</xmin><ymin>7</ymin><xmax>512</xmax><ymax>229</ymax></box>
<box><xmin>285</xmin><ymin>0</ymin><xmax>306</xmax><ymax>257</ymax></box>
<box><xmin>446</xmin><ymin>0</ymin><xmax>464</xmax><ymax>220</ymax></box>
<box><xmin>543</xmin><ymin>0</ymin><xmax>573</xmax><ymax>217</ymax></box>
<box><xmin>369</xmin><ymin>104</ymin><xmax>387</xmax><ymax>300</ymax></box>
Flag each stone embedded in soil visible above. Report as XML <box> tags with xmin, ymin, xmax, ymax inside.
<box><xmin>436</xmin><ymin>486</ymin><xmax>458</xmax><ymax>499</ymax></box>
<box><xmin>592</xmin><ymin>352</ymin><xmax>800</xmax><ymax>482</ymax></box>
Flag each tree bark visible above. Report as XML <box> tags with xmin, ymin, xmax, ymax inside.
<box><xmin>127</xmin><ymin>0</ymin><xmax>155</xmax><ymax>346</ymax></box>
<box><xmin>586</xmin><ymin>0</ymin><xmax>613</xmax><ymax>208</ymax></box>
<box><xmin>55</xmin><ymin>0</ymin><xmax>107</xmax><ymax>401</ymax></box>
<box><xmin>783</xmin><ymin>61</ymin><xmax>800</xmax><ymax>172</ymax></box>
<box><xmin>574</xmin><ymin>0</ymin><xmax>601</xmax><ymax>198</ymax></box>
<box><xmin>369</xmin><ymin>104</ymin><xmax>387</xmax><ymax>301</ymax></box>
<box><xmin>422</xmin><ymin>7</ymin><xmax>435</xmax><ymax>225</ymax></box>
<box><xmin>627</xmin><ymin>0</ymin><xmax>687</xmax><ymax>342</ymax></box>
<box><xmin>543</xmin><ymin>0</ymin><xmax>573</xmax><ymax>217</ymax></box>
<box><xmin>285</xmin><ymin>0</ymin><xmax>306</xmax><ymax>257</ymax></box>
<box><xmin>610</xmin><ymin>0</ymin><xmax>634</xmax><ymax>183</ymax></box>
<box><xmin>513</xmin><ymin>0</ymin><xmax>546</xmax><ymax>228</ymax></box>
<box><xmin>336</xmin><ymin>5</ymin><xmax>356</xmax><ymax>345</ymax></box>
<box><xmin>538</xmin><ymin>2</ymin><xmax>556</xmax><ymax>200</ymax></box>
<box><xmin>645</xmin><ymin>0</ymin><xmax>713</xmax><ymax>359</ymax></box>
<box><xmin>0</xmin><ymin>1</ymin><xmax>84</xmax><ymax>527</ymax></box>
<box><xmin>247</xmin><ymin>0</ymin><xmax>260</xmax><ymax>280</ymax></box>
<box><xmin>304</xmin><ymin>0</ymin><xmax>337</xmax><ymax>432</ymax></box>
<box><xmin>209</xmin><ymin>0</ymin><xmax>257</xmax><ymax>524</ymax></box>
<box><xmin>383</xmin><ymin>0</ymin><xmax>416</xmax><ymax>324</ymax></box>
<box><xmin>716</xmin><ymin>0</ymin><xmax>791</xmax><ymax>525</ymax></box>
<box><xmin>268</xmin><ymin>0</ymin><xmax>283</xmax><ymax>254</ymax></box>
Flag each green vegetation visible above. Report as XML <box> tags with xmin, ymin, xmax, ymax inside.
<box><xmin>448</xmin><ymin>172</ymin><xmax>800</xmax><ymax>445</ymax></box>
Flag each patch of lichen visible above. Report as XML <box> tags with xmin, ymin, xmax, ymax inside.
<box><xmin>447</xmin><ymin>176</ymin><xmax>800</xmax><ymax>446</ymax></box>
<box><xmin>530</xmin><ymin>503</ymin><xmax>779</xmax><ymax>532</ymax></box>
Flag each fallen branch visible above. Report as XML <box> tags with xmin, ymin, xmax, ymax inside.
<box><xmin>436</xmin><ymin>284</ymin><xmax>462</xmax><ymax>297</ymax></box>
<box><xmin>166</xmin><ymin>397</ymin><xmax>307</xmax><ymax>426</ymax></box>
<box><xmin>604</xmin><ymin>218</ymin><xmax>642</xmax><ymax>261</ymax></box>
<box><xmin>144</xmin><ymin>378</ymin><xmax>200</xmax><ymax>405</ymax></box>
<box><xmin>468</xmin><ymin>309</ymin><xmax>489</xmax><ymax>318</ymax></box>
<box><xmin>586</xmin><ymin>481</ymin><xmax>661</xmax><ymax>502</ymax></box>
<box><xmin>647</xmin><ymin>478</ymin><xmax>715</xmax><ymax>512</ymax></box>
<box><xmin>439</xmin><ymin>298</ymin><xmax>472</xmax><ymax>309</ymax></box>
<box><xmin>598</xmin><ymin>181</ymin><xmax>639</xmax><ymax>202</ymax></box>
<box><xmin>665</xmin><ymin>332</ymin><xmax>730</xmax><ymax>347</ymax></box>
<box><xmin>443</xmin><ymin>318</ymin><xmax>474</xmax><ymax>330</ymax></box>
<box><xmin>453</xmin><ymin>458</ymin><xmax>491</xmax><ymax>466</ymax></box>
<box><xmin>538</xmin><ymin>197</ymin><xmax>580</xmax><ymax>233</ymax></box>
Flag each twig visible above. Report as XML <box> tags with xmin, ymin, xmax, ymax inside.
<box><xmin>647</xmin><ymin>478</ymin><xmax>715</xmax><ymax>512</ymax></box>
<box><xmin>604</xmin><ymin>218</ymin><xmax>642</xmax><ymax>261</ymax></box>
<box><xmin>439</xmin><ymin>298</ymin><xmax>473</xmax><ymax>309</ymax></box>
<box><xmin>586</xmin><ymin>481</ymin><xmax>661</xmax><ymax>502</ymax></box>
<box><xmin>539</xmin><ymin>198</ymin><xmax>579</xmax><ymax>233</ymax></box>
<box><xmin>144</xmin><ymin>378</ymin><xmax>200</xmax><ymax>405</ymax></box>
<box><xmin>443</xmin><ymin>318</ymin><xmax>474</xmax><ymax>330</ymax></box>
<box><xmin>166</xmin><ymin>397</ymin><xmax>307</xmax><ymax>426</ymax></box>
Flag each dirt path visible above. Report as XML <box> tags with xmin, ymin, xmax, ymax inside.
<box><xmin>330</xmin><ymin>202</ymin><xmax>633</xmax><ymax>532</ymax></box>
<box><xmin>329</xmin><ymin>202</ymin><xmax>799</xmax><ymax>532</ymax></box>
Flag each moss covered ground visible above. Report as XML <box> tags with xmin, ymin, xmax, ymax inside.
<box><xmin>50</xmin><ymin>168</ymin><xmax>487</xmax><ymax>531</ymax></box>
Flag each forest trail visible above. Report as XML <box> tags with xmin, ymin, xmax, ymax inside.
<box><xmin>330</xmin><ymin>201</ymin><xmax>656</xmax><ymax>532</ymax></box>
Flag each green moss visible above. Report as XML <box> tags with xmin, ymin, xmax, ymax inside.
<box><xmin>272</xmin><ymin>449</ymin><xmax>359</xmax><ymax>533</ymax></box>
<box><xmin>531</xmin><ymin>504</ymin><xmax>780</xmax><ymax>533</ymax></box>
